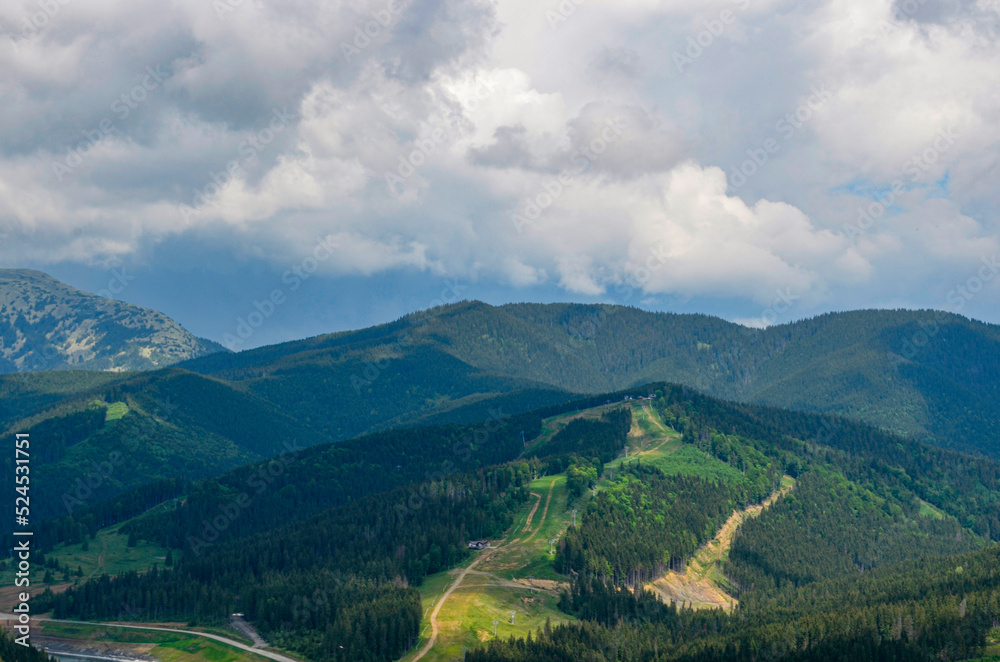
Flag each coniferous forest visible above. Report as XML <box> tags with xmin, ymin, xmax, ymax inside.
<box><xmin>0</xmin><ymin>630</ymin><xmax>55</xmax><ymax>662</ymax></box>
<box><xmin>24</xmin><ymin>382</ymin><xmax>1000</xmax><ymax>661</ymax></box>
<box><xmin>4</xmin><ymin>3</ymin><xmax>1000</xmax><ymax>656</ymax></box>
<box><xmin>38</xmin><ymin>461</ymin><xmax>535</xmax><ymax>661</ymax></box>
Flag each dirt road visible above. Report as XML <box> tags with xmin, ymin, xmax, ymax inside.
<box><xmin>647</xmin><ymin>478</ymin><xmax>794</xmax><ymax>611</ymax></box>
<box><xmin>408</xmin><ymin>546</ymin><xmax>498</xmax><ymax>662</ymax></box>
<box><xmin>521</xmin><ymin>493</ymin><xmax>542</xmax><ymax>535</ymax></box>
<box><xmin>522</xmin><ymin>480</ymin><xmax>556</xmax><ymax>544</ymax></box>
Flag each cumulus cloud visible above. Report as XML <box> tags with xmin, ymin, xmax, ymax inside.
<box><xmin>0</xmin><ymin>0</ymin><xmax>999</xmax><ymax>324</ymax></box>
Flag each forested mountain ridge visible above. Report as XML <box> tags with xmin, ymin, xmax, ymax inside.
<box><xmin>0</xmin><ymin>363</ymin><xmax>570</xmax><ymax>523</ymax></box>
<box><xmin>0</xmin><ymin>269</ymin><xmax>225</xmax><ymax>373</ymax></box>
<box><xmin>6</xmin><ymin>278</ymin><xmax>1000</xmax><ymax>463</ymax></box>
<box><xmin>36</xmin><ymin>383</ymin><xmax>1000</xmax><ymax>661</ymax></box>
<box><xmin>8</xmin><ymin>298</ymin><xmax>1000</xmax><ymax>522</ymax></box>
<box><xmin>6</xmin><ymin>276</ymin><xmax>999</xmax><ymax>459</ymax></box>
<box><xmin>0</xmin><ymin>330</ymin><xmax>574</xmax><ymax>521</ymax></box>
<box><xmin>178</xmin><ymin>300</ymin><xmax>1000</xmax><ymax>456</ymax></box>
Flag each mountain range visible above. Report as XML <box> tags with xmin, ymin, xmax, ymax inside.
<box><xmin>176</xmin><ymin>299</ymin><xmax>1000</xmax><ymax>454</ymax></box>
<box><xmin>0</xmin><ymin>269</ymin><xmax>224</xmax><ymax>373</ymax></box>
<box><xmin>5</xmin><ymin>269</ymin><xmax>1000</xmax><ymax>660</ymax></box>
<box><xmin>4</xmin><ymin>271</ymin><xmax>1000</xmax><ymax>521</ymax></box>
<box><xmin>32</xmin><ymin>382</ymin><xmax>1000</xmax><ymax>662</ymax></box>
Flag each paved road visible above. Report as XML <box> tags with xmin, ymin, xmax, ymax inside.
<box><xmin>0</xmin><ymin>615</ymin><xmax>299</xmax><ymax>662</ymax></box>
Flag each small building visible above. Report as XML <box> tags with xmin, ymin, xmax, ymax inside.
<box><xmin>468</xmin><ymin>540</ymin><xmax>489</xmax><ymax>550</ymax></box>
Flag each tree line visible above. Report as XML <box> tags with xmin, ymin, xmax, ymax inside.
<box><xmin>36</xmin><ymin>461</ymin><xmax>535</xmax><ymax>662</ymax></box>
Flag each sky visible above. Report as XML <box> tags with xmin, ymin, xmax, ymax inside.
<box><xmin>1</xmin><ymin>0</ymin><xmax>999</xmax><ymax>349</ymax></box>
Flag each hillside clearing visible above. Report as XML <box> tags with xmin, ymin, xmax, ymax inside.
<box><xmin>0</xmin><ymin>523</ymin><xmax>170</xmax><ymax>612</ymax></box>
<box><xmin>402</xmin><ymin>475</ymin><xmax>576</xmax><ymax>662</ymax></box>
<box><xmin>646</xmin><ymin>476</ymin><xmax>796</xmax><ymax>611</ymax></box>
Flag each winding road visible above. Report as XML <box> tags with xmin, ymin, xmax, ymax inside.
<box><xmin>0</xmin><ymin>615</ymin><xmax>298</xmax><ymax>662</ymax></box>
<box><xmin>408</xmin><ymin>477</ymin><xmax>564</xmax><ymax>660</ymax></box>
<box><xmin>407</xmin><ymin>545</ymin><xmax>499</xmax><ymax>662</ymax></box>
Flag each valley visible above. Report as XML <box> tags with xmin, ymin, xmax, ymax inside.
<box><xmin>7</xmin><ymin>290</ymin><xmax>1000</xmax><ymax>531</ymax></box>
<box><xmin>3</xmin><ymin>0</ymin><xmax>998</xmax><ymax>654</ymax></box>
<box><xmin>5</xmin><ymin>327</ymin><xmax>1000</xmax><ymax>661</ymax></box>
<box><xmin>402</xmin><ymin>401</ymin><xmax>792</xmax><ymax>659</ymax></box>
<box><xmin>3</xmin><ymin>618</ymin><xmax>285</xmax><ymax>662</ymax></box>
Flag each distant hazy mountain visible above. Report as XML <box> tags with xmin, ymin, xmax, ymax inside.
<box><xmin>0</xmin><ymin>269</ymin><xmax>225</xmax><ymax>373</ymax></box>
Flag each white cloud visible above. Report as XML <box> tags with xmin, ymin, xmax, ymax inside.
<box><xmin>318</xmin><ymin>231</ymin><xmax>438</xmax><ymax>275</ymax></box>
<box><xmin>0</xmin><ymin>0</ymin><xmax>998</xmax><ymax>322</ymax></box>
